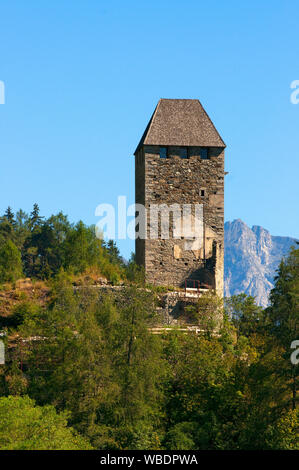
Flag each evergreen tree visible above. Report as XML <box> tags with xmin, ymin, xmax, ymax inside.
<box><xmin>225</xmin><ymin>293</ymin><xmax>265</xmax><ymax>338</ymax></box>
<box><xmin>4</xmin><ymin>206</ymin><xmax>15</xmax><ymax>226</ymax></box>
<box><xmin>125</xmin><ymin>253</ymin><xmax>145</xmax><ymax>285</ymax></box>
<box><xmin>20</xmin><ymin>280</ymin><xmax>116</xmax><ymax>447</ymax></box>
<box><xmin>0</xmin><ymin>239</ymin><xmax>23</xmax><ymax>282</ymax></box>
<box><xmin>266</xmin><ymin>247</ymin><xmax>299</xmax><ymax>410</ymax></box>
<box><xmin>14</xmin><ymin>209</ymin><xmax>30</xmax><ymax>249</ymax></box>
<box><xmin>29</xmin><ymin>203</ymin><xmax>43</xmax><ymax>230</ymax></box>
<box><xmin>0</xmin><ymin>396</ymin><xmax>92</xmax><ymax>450</ymax></box>
<box><xmin>0</xmin><ymin>208</ymin><xmax>16</xmax><ymax>245</ymax></box>
<box><xmin>106</xmin><ymin>239</ymin><xmax>123</xmax><ymax>265</ymax></box>
<box><xmin>105</xmin><ymin>286</ymin><xmax>165</xmax><ymax>449</ymax></box>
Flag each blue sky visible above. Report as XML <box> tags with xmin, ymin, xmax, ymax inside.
<box><xmin>0</xmin><ymin>0</ymin><xmax>298</xmax><ymax>259</ymax></box>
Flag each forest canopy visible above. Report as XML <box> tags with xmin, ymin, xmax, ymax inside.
<box><xmin>0</xmin><ymin>204</ymin><xmax>140</xmax><ymax>285</ymax></box>
<box><xmin>0</xmin><ymin>206</ymin><xmax>298</xmax><ymax>450</ymax></box>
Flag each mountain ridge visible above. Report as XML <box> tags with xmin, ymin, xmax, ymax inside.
<box><xmin>224</xmin><ymin>219</ymin><xmax>297</xmax><ymax>307</ymax></box>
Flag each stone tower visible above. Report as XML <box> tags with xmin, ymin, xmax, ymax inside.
<box><xmin>134</xmin><ymin>99</ymin><xmax>225</xmax><ymax>295</ymax></box>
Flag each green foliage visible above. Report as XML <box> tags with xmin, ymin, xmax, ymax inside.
<box><xmin>106</xmin><ymin>287</ymin><xmax>164</xmax><ymax>431</ymax></box>
<box><xmin>125</xmin><ymin>255</ymin><xmax>145</xmax><ymax>285</ymax></box>
<box><xmin>29</xmin><ymin>203</ymin><xmax>44</xmax><ymax>229</ymax></box>
<box><xmin>267</xmin><ymin>246</ymin><xmax>299</xmax><ymax>347</ymax></box>
<box><xmin>0</xmin><ymin>239</ymin><xmax>23</xmax><ymax>282</ymax></box>
<box><xmin>185</xmin><ymin>291</ymin><xmax>223</xmax><ymax>335</ymax></box>
<box><xmin>225</xmin><ymin>293</ymin><xmax>265</xmax><ymax>338</ymax></box>
<box><xmin>9</xmin><ymin>282</ymin><xmax>166</xmax><ymax>449</ymax></box>
<box><xmin>1</xmin><ymin>279</ymin><xmax>298</xmax><ymax>450</ymax></box>
<box><xmin>0</xmin><ymin>205</ymin><xmax>126</xmax><ymax>283</ymax></box>
<box><xmin>0</xmin><ymin>395</ymin><xmax>92</xmax><ymax>450</ymax></box>
<box><xmin>0</xmin><ymin>210</ymin><xmax>298</xmax><ymax>450</ymax></box>
<box><xmin>4</xmin><ymin>207</ymin><xmax>15</xmax><ymax>226</ymax></box>
<box><xmin>105</xmin><ymin>239</ymin><xmax>123</xmax><ymax>266</ymax></box>
<box><xmin>164</xmin><ymin>422</ymin><xmax>196</xmax><ymax>450</ymax></box>
<box><xmin>266</xmin><ymin>246</ymin><xmax>299</xmax><ymax>411</ymax></box>
<box><xmin>265</xmin><ymin>409</ymin><xmax>299</xmax><ymax>450</ymax></box>
<box><xmin>0</xmin><ymin>300</ymin><xmax>40</xmax><ymax>329</ymax></box>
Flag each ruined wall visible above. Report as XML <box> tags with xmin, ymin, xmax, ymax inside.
<box><xmin>135</xmin><ymin>145</ymin><xmax>224</xmax><ymax>294</ymax></box>
<box><xmin>135</xmin><ymin>147</ymin><xmax>145</xmax><ymax>266</ymax></box>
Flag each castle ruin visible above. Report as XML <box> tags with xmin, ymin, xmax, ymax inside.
<box><xmin>134</xmin><ymin>99</ymin><xmax>225</xmax><ymax>296</ymax></box>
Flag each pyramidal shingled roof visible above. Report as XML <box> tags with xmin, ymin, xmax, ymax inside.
<box><xmin>134</xmin><ymin>99</ymin><xmax>225</xmax><ymax>154</ymax></box>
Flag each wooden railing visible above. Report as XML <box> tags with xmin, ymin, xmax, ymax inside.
<box><xmin>184</xmin><ymin>279</ymin><xmax>212</xmax><ymax>292</ymax></box>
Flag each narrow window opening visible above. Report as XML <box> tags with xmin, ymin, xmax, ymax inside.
<box><xmin>200</xmin><ymin>148</ymin><xmax>209</xmax><ymax>160</ymax></box>
<box><xmin>160</xmin><ymin>147</ymin><xmax>168</xmax><ymax>159</ymax></box>
<box><xmin>200</xmin><ymin>190</ymin><xmax>205</xmax><ymax>197</ymax></box>
<box><xmin>180</xmin><ymin>147</ymin><xmax>188</xmax><ymax>159</ymax></box>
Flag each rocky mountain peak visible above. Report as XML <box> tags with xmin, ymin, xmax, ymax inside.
<box><xmin>224</xmin><ymin>220</ymin><xmax>297</xmax><ymax>307</ymax></box>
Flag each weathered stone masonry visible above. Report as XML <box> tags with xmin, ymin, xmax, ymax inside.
<box><xmin>134</xmin><ymin>99</ymin><xmax>225</xmax><ymax>295</ymax></box>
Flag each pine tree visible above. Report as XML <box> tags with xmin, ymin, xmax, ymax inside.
<box><xmin>4</xmin><ymin>206</ymin><xmax>15</xmax><ymax>226</ymax></box>
<box><xmin>266</xmin><ymin>247</ymin><xmax>299</xmax><ymax>410</ymax></box>
<box><xmin>107</xmin><ymin>286</ymin><xmax>165</xmax><ymax>448</ymax></box>
<box><xmin>29</xmin><ymin>203</ymin><xmax>43</xmax><ymax>230</ymax></box>
<box><xmin>0</xmin><ymin>396</ymin><xmax>92</xmax><ymax>450</ymax></box>
<box><xmin>106</xmin><ymin>239</ymin><xmax>122</xmax><ymax>265</ymax></box>
<box><xmin>0</xmin><ymin>239</ymin><xmax>23</xmax><ymax>282</ymax></box>
<box><xmin>14</xmin><ymin>209</ymin><xmax>30</xmax><ymax>249</ymax></box>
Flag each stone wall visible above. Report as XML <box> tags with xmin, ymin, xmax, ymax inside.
<box><xmin>135</xmin><ymin>146</ymin><xmax>145</xmax><ymax>266</ymax></box>
<box><xmin>135</xmin><ymin>145</ymin><xmax>224</xmax><ymax>294</ymax></box>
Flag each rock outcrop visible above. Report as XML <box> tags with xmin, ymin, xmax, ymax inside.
<box><xmin>224</xmin><ymin>219</ymin><xmax>297</xmax><ymax>307</ymax></box>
